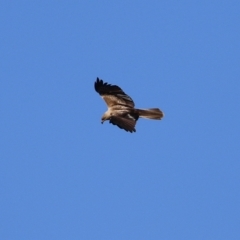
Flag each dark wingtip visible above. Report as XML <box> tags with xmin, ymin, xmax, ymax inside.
<box><xmin>95</xmin><ymin>77</ymin><xmax>103</xmax><ymax>92</ymax></box>
<box><xmin>126</xmin><ymin>128</ymin><xmax>136</xmax><ymax>133</ymax></box>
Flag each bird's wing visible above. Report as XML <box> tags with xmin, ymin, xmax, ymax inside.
<box><xmin>94</xmin><ymin>78</ymin><xmax>135</xmax><ymax>108</ymax></box>
<box><xmin>109</xmin><ymin>113</ymin><xmax>138</xmax><ymax>133</ymax></box>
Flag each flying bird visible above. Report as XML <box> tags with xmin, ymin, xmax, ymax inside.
<box><xmin>94</xmin><ymin>78</ymin><xmax>164</xmax><ymax>133</ymax></box>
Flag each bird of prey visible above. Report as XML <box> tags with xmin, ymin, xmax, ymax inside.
<box><xmin>94</xmin><ymin>77</ymin><xmax>164</xmax><ymax>133</ymax></box>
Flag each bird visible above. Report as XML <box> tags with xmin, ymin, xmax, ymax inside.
<box><xmin>94</xmin><ymin>77</ymin><xmax>164</xmax><ymax>133</ymax></box>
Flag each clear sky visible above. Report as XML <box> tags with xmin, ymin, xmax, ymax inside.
<box><xmin>1</xmin><ymin>1</ymin><xmax>240</xmax><ymax>239</ymax></box>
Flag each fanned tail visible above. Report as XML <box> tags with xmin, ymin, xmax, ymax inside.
<box><xmin>137</xmin><ymin>108</ymin><xmax>164</xmax><ymax>120</ymax></box>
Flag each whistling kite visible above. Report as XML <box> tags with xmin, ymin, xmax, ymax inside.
<box><xmin>94</xmin><ymin>78</ymin><xmax>164</xmax><ymax>133</ymax></box>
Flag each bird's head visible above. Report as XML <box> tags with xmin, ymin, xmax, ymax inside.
<box><xmin>101</xmin><ymin>112</ymin><xmax>110</xmax><ymax>124</ymax></box>
<box><xmin>101</xmin><ymin>115</ymin><xmax>107</xmax><ymax>124</ymax></box>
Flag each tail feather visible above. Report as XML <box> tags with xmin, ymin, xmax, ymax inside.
<box><xmin>137</xmin><ymin>108</ymin><xmax>164</xmax><ymax>120</ymax></box>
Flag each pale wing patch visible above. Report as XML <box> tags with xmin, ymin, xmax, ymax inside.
<box><xmin>102</xmin><ymin>95</ymin><xmax>134</xmax><ymax>108</ymax></box>
<box><xmin>127</xmin><ymin>113</ymin><xmax>136</xmax><ymax>120</ymax></box>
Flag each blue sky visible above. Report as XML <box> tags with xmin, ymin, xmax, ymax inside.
<box><xmin>1</xmin><ymin>1</ymin><xmax>240</xmax><ymax>239</ymax></box>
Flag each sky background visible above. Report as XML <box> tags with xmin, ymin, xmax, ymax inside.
<box><xmin>1</xmin><ymin>1</ymin><xmax>240</xmax><ymax>239</ymax></box>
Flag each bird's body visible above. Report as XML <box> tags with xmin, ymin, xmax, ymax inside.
<box><xmin>94</xmin><ymin>78</ymin><xmax>164</xmax><ymax>132</ymax></box>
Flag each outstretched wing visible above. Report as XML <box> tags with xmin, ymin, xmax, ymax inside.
<box><xmin>94</xmin><ymin>78</ymin><xmax>134</xmax><ymax>108</ymax></box>
<box><xmin>109</xmin><ymin>112</ymin><xmax>139</xmax><ymax>133</ymax></box>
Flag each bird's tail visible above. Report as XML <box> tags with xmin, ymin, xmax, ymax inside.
<box><xmin>137</xmin><ymin>108</ymin><xmax>164</xmax><ymax>120</ymax></box>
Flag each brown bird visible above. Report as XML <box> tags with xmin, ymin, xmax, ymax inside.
<box><xmin>94</xmin><ymin>77</ymin><xmax>164</xmax><ymax>133</ymax></box>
